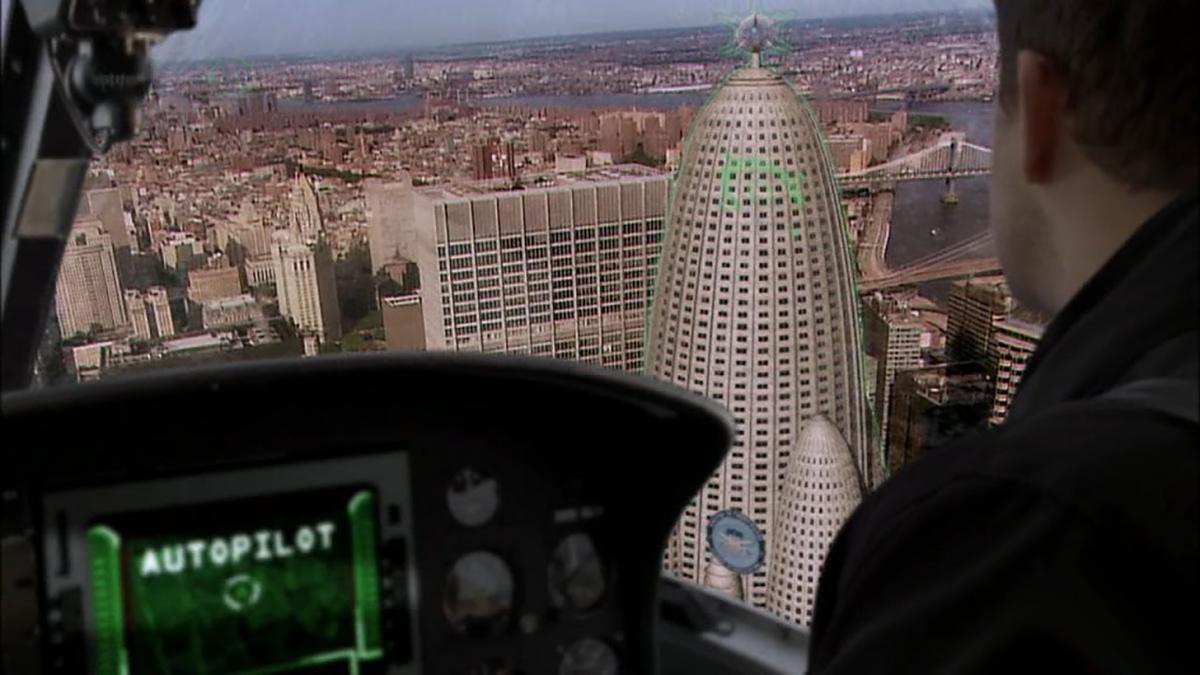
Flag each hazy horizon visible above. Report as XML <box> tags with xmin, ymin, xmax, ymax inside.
<box><xmin>152</xmin><ymin>0</ymin><xmax>992</xmax><ymax>62</ymax></box>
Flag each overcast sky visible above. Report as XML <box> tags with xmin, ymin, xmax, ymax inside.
<box><xmin>152</xmin><ymin>0</ymin><xmax>991</xmax><ymax>61</ymax></box>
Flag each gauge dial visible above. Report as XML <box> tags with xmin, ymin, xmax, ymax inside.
<box><xmin>447</xmin><ymin>467</ymin><xmax>500</xmax><ymax>527</ymax></box>
<box><xmin>548</xmin><ymin>533</ymin><xmax>605</xmax><ymax>613</ymax></box>
<box><xmin>706</xmin><ymin>509</ymin><xmax>765</xmax><ymax>574</ymax></box>
<box><xmin>559</xmin><ymin>638</ymin><xmax>619</xmax><ymax>675</ymax></box>
<box><xmin>444</xmin><ymin>551</ymin><xmax>514</xmax><ymax>636</ymax></box>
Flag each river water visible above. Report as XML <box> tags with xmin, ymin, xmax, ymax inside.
<box><xmin>881</xmin><ymin>100</ymin><xmax>998</xmax><ymax>301</ymax></box>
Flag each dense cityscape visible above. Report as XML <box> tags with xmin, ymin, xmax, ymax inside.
<box><xmin>41</xmin><ymin>8</ymin><xmax>1047</xmax><ymax>627</ymax></box>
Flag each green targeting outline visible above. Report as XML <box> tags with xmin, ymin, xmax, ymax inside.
<box><xmin>718</xmin><ymin>149</ymin><xmax>807</xmax><ymax>238</ymax></box>
<box><xmin>716</xmin><ymin>3</ymin><xmax>797</xmax><ymax>63</ymax></box>
<box><xmin>85</xmin><ymin>488</ymin><xmax>385</xmax><ymax>675</ymax></box>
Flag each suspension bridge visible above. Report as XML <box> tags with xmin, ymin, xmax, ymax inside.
<box><xmin>836</xmin><ymin>133</ymin><xmax>993</xmax><ymax>201</ymax></box>
<box><xmin>858</xmin><ymin>230</ymin><xmax>1001</xmax><ymax>292</ymax></box>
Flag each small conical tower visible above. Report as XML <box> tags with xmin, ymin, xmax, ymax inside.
<box><xmin>766</xmin><ymin>416</ymin><xmax>862</xmax><ymax>625</ymax></box>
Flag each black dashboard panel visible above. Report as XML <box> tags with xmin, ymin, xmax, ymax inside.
<box><xmin>1</xmin><ymin>354</ymin><xmax>734</xmax><ymax>675</ymax></box>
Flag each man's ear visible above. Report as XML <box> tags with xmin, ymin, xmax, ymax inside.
<box><xmin>1016</xmin><ymin>50</ymin><xmax>1068</xmax><ymax>184</ymax></box>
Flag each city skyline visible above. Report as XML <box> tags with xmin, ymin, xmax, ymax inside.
<box><xmin>152</xmin><ymin>0</ymin><xmax>994</xmax><ymax>61</ymax></box>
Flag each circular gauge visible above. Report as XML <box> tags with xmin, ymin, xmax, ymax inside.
<box><xmin>548</xmin><ymin>533</ymin><xmax>606</xmax><ymax>613</ymax></box>
<box><xmin>559</xmin><ymin>638</ymin><xmax>619</xmax><ymax>675</ymax></box>
<box><xmin>706</xmin><ymin>510</ymin><xmax>765</xmax><ymax>574</ymax></box>
<box><xmin>447</xmin><ymin>467</ymin><xmax>500</xmax><ymax>527</ymax></box>
<box><xmin>444</xmin><ymin>551</ymin><xmax>514</xmax><ymax>636</ymax></box>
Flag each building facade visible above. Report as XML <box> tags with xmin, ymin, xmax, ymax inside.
<box><xmin>647</xmin><ymin>48</ymin><xmax>869</xmax><ymax>618</ymax></box>
<box><xmin>55</xmin><ymin>219</ymin><xmax>127</xmax><ymax>337</ymax></box>
<box><xmin>366</xmin><ymin>165</ymin><xmax>669</xmax><ymax>372</ymax></box>
<box><xmin>271</xmin><ymin>233</ymin><xmax>342</xmax><ymax>342</ymax></box>
<box><xmin>946</xmin><ymin>275</ymin><xmax>1013</xmax><ymax>362</ymax></box>
<box><xmin>988</xmin><ymin>318</ymin><xmax>1042</xmax><ymax>426</ymax></box>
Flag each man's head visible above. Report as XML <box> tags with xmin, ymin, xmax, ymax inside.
<box><xmin>989</xmin><ymin>0</ymin><xmax>1198</xmax><ymax>315</ymax></box>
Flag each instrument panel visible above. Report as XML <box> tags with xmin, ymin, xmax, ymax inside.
<box><xmin>2</xmin><ymin>354</ymin><xmax>734</xmax><ymax>675</ymax></box>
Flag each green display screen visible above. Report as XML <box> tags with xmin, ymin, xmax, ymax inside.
<box><xmin>86</xmin><ymin>487</ymin><xmax>385</xmax><ymax>675</ymax></box>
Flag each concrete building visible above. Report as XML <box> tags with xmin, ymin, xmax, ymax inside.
<box><xmin>946</xmin><ymin>275</ymin><xmax>1013</xmax><ymax>363</ymax></box>
<box><xmin>289</xmin><ymin>173</ymin><xmax>323</xmax><ymax>238</ymax></box>
<box><xmin>988</xmin><ymin>318</ymin><xmax>1042</xmax><ymax>426</ymax></box>
<box><xmin>381</xmin><ymin>294</ymin><xmax>427</xmax><ymax>352</ymax></box>
<box><xmin>648</xmin><ymin>35</ymin><xmax>869</xmax><ymax>619</ymax></box>
<box><xmin>272</xmin><ymin>233</ymin><xmax>342</xmax><ymax>342</ymax></box>
<box><xmin>125</xmin><ymin>289</ymin><xmax>152</xmax><ymax>340</ymax></box>
<box><xmin>863</xmin><ymin>297</ymin><xmax>924</xmax><ymax>486</ymax></box>
<box><xmin>245</xmin><ymin>256</ymin><xmax>276</xmax><ymax>288</ymax></box>
<box><xmin>365</xmin><ymin>171</ymin><xmax>415</xmax><ymax>274</ymax></box>
<box><xmin>188</xmin><ymin>265</ymin><xmax>244</xmax><ymax>304</ymax></box>
<box><xmin>886</xmin><ymin>361</ymin><xmax>992</xmax><ymax>476</ymax></box>
<box><xmin>54</xmin><ymin>219</ymin><xmax>127</xmax><ymax>337</ymax></box>
<box><xmin>123</xmin><ymin>287</ymin><xmax>174</xmax><ymax>340</ymax></box>
<box><xmin>765</xmin><ymin>416</ymin><xmax>862</xmax><ymax>625</ymax></box>
<box><xmin>201</xmin><ymin>294</ymin><xmax>263</xmax><ymax>330</ymax></box>
<box><xmin>365</xmin><ymin>164</ymin><xmax>669</xmax><ymax>372</ymax></box>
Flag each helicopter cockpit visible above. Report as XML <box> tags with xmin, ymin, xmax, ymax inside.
<box><xmin>1</xmin><ymin>2</ymin><xmax>809</xmax><ymax>673</ymax></box>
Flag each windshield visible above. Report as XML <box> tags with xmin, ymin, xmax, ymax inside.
<box><xmin>28</xmin><ymin>0</ymin><xmax>1034</xmax><ymax>628</ymax></box>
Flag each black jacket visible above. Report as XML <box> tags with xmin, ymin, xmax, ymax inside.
<box><xmin>807</xmin><ymin>192</ymin><xmax>1199</xmax><ymax>674</ymax></box>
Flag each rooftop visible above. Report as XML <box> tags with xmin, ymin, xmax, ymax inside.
<box><xmin>419</xmin><ymin>163</ymin><xmax>666</xmax><ymax>201</ymax></box>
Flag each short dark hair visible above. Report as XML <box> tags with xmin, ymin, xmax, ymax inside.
<box><xmin>994</xmin><ymin>0</ymin><xmax>1199</xmax><ymax>191</ymax></box>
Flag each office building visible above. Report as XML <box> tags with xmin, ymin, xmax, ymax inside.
<box><xmin>125</xmin><ymin>289</ymin><xmax>152</xmax><ymax>340</ymax></box>
<box><xmin>863</xmin><ymin>296</ymin><xmax>924</xmax><ymax>486</ymax></box>
<box><xmin>271</xmin><ymin>232</ymin><xmax>342</xmax><ymax>342</ymax></box>
<box><xmin>123</xmin><ymin>286</ymin><xmax>174</xmax><ymax>340</ymax></box>
<box><xmin>946</xmin><ymin>276</ymin><xmax>1013</xmax><ymax>362</ymax></box>
<box><xmin>988</xmin><ymin>318</ymin><xmax>1043</xmax><ymax>426</ymax></box>
<box><xmin>365</xmin><ymin>164</ymin><xmax>669</xmax><ymax>371</ymax></box>
<box><xmin>54</xmin><ymin>219</ymin><xmax>127</xmax><ymax>337</ymax></box>
<box><xmin>648</xmin><ymin>36</ymin><xmax>869</xmax><ymax>618</ymax></box>
<box><xmin>886</xmin><ymin>361</ymin><xmax>992</xmax><ymax>476</ymax></box>
<box><xmin>290</xmin><ymin>173</ymin><xmax>323</xmax><ymax>238</ymax></box>
<box><xmin>365</xmin><ymin>171</ymin><xmax>415</xmax><ymax>274</ymax></box>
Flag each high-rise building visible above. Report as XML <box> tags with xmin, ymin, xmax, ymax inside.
<box><xmin>364</xmin><ymin>165</ymin><xmax>668</xmax><ymax>371</ymax></box>
<box><xmin>863</xmin><ymin>296</ymin><xmax>924</xmax><ymax>486</ymax></box>
<box><xmin>290</xmin><ymin>174</ymin><xmax>323</xmax><ymax>238</ymax></box>
<box><xmin>146</xmin><ymin>287</ymin><xmax>173</xmax><ymax>339</ymax></box>
<box><xmin>766</xmin><ymin>416</ymin><xmax>863</xmax><ymax>625</ymax></box>
<box><xmin>125</xmin><ymin>289</ymin><xmax>152</xmax><ymax>340</ymax></box>
<box><xmin>886</xmin><ymin>361</ymin><xmax>992</xmax><ymax>475</ymax></box>
<box><xmin>471</xmin><ymin>142</ymin><xmax>497</xmax><ymax>181</ymax></box>
<box><xmin>271</xmin><ymin>232</ymin><xmax>342</xmax><ymax>342</ymax></box>
<box><xmin>365</xmin><ymin>172</ymin><xmax>415</xmax><ymax>274</ymax></box>
<box><xmin>988</xmin><ymin>318</ymin><xmax>1042</xmax><ymax>426</ymax></box>
<box><xmin>123</xmin><ymin>286</ymin><xmax>175</xmax><ymax>340</ymax></box>
<box><xmin>946</xmin><ymin>275</ymin><xmax>1013</xmax><ymax>362</ymax></box>
<box><xmin>648</xmin><ymin>23</ymin><xmax>869</xmax><ymax>618</ymax></box>
<box><xmin>55</xmin><ymin>219</ymin><xmax>127</xmax><ymax>337</ymax></box>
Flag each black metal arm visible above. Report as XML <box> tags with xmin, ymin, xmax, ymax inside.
<box><xmin>0</xmin><ymin>0</ymin><xmax>200</xmax><ymax>391</ymax></box>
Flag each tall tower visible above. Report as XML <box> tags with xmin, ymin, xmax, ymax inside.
<box><xmin>290</xmin><ymin>173</ymin><xmax>323</xmax><ymax>239</ymax></box>
<box><xmin>272</xmin><ymin>232</ymin><xmax>342</xmax><ymax>343</ymax></box>
<box><xmin>649</xmin><ymin>13</ymin><xmax>869</xmax><ymax>615</ymax></box>
<box><xmin>55</xmin><ymin>219</ymin><xmax>128</xmax><ymax>338</ymax></box>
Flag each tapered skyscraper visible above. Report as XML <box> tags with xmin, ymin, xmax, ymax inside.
<box><xmin>650</xmin><ymin>14</ymin><xmax>868</xmax><ymax>616</ymax></box>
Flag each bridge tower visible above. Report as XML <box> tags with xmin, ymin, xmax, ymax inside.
<box><xmin>942</xmin><ymin>136</ymin><xmax>959</xmax><ymax>205</ymax></box>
